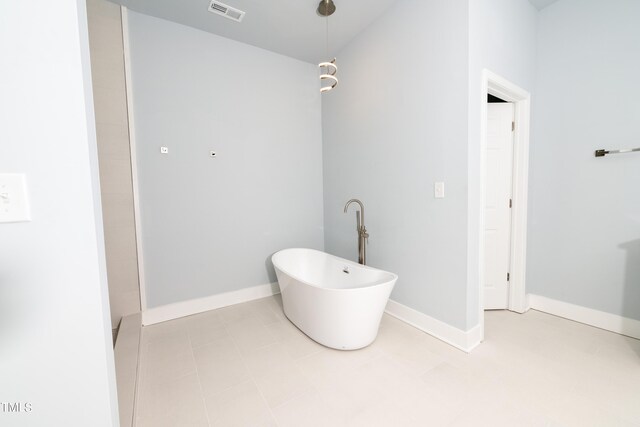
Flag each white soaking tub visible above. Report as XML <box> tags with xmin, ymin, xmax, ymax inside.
<box><xmin>271</xmin><ymin>248</ymin><xmax>397</xmax><ymax>350</ymax></box>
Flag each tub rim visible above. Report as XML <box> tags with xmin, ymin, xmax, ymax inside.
<box><xmin>271</xmin><ymin>247</ymin><xmax>398</xmax><ymax>292</ymax></box>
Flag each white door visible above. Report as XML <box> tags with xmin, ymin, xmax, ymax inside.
<box><xmin>484</xmin><ymin>103</ymin><xmax>514</xmax><ymax>310</ymax></box>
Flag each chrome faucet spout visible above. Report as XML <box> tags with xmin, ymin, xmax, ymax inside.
<box><xmin>343</xmin><ymin>199</ymin><xmax>365</xmax><ymax>226</ymax></box>
<box><xmin>343</xmin><ymin>199</ymin><xmax>367</xmax><ymax>265</ymax></box>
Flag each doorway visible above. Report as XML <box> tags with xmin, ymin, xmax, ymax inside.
<box><xmin>484</xmin><ymin>99</ymin><xmax>514</xmax><ymax>309</ymax></box>
<box><xmin>479</xmin><ymin>70</ymin><xmax>531</xmax><ymax>334</ymax></box>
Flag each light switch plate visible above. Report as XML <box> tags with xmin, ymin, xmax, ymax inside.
<box><xmin>0</xmin><ymin>173</ymin><xmax>31</xmax><ymax>223</ymax></box>
<box><xmin>434</xmin><ymin>181</ymin><xmax>445</xmax><ymax>199</ymax></box>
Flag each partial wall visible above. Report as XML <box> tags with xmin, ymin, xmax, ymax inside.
<box><xmin>322</xmin><ymin>0</ymin><xmax>470</xmax><ymax>330</ymax></box>
<box><xmin>87</xmin><ymin>0</ymin><xmax>141</xmax><ymax>330</ymax></box>
<box><xmin>126</xmin><ymin>12</ymin><xmax>324</xmax><ymax>309</ymax></box>
<box><xmin>527</xmin><ymin>0</ymin><xmax>640</xmax><ymax>320</ymax></box>
<box><xmin>0</xmin><ymin>0</ymin><xmax>118</xmax><ymax>424</ymax></box>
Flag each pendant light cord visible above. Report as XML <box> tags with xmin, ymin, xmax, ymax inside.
<box><xmin>325</xmin><ymin>0</ymin><xmax>329</xmax><ymax>59</ymax></box>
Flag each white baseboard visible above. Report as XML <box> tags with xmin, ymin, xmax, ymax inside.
<box><xmin>142</xmin><ymin>283</ymin><xmax>280</xmax><ymax>326</ymax></box>
<box><xmin>385</xmin><ymin>300</ymin><xmax>482</xmax><ymax>353</ymax></box>
<box><xmin>528</xmin><ymin>294</ymin><xmax>640</xmax><ymax>340</ymax></box>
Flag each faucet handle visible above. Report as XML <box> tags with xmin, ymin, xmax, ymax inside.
<box><xmin>360</xmin><ymin>227</ymin><xmax>369</xmax><ymax>243</ymax></box>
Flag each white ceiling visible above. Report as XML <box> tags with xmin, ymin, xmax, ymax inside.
<box><xmin>109</xmin><ymin>0</ymin><xmax>399</xmax><ymax>64</ymax></box>
<box><xmin>528</xmin><ymin>0</ymin><xmax>560</xmax><ymax>10</ymax></box>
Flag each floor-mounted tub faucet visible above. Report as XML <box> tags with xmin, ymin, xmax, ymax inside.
<box><xmin>343</xmin><ymin>199</ymin><xmax>368</xmax><ymax>265</ymax></box>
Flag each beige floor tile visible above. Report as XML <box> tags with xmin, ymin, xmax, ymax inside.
<box><xmin>240</xmin><ymin>342</ymin><xmax>295</xmax><ymax>376</ymax></box>
<box><xmin>185</xmin><ymin>311</ymin><xmax>228</xmax><ymax>349</ymax></box>
<box><xmin>188</xmin><ymin>323</ymin><xmax>228</xmax><ymax>350</ymax></box>
<box><xmin>295</xmin><ymin>345</ymin><xmax>381</xmax><ymax>387</ymax></box>
<box><xmin>378</xmin><ymin>333</ymin><xmax>445</xmax><ymax>375</ymax></box>
<box><xmin>145</xmin><ymin>330</ymin><xmax>191</xmax><ymax>354</ymax></box>
<box><xmin>140</xmin><ymin>332</ymin><xmax>197</xmax><ymax>386</ymax></box>
<box><xmin>217</xmin><ymin>303</ymin><xmax>256</xmax><ymax>324</ymax></box>
<box><xmin>136</xmin><ymin>411</ymin><xmax>209</xmax><ymax>427</ymax></box>
<box><xmin>205</xmin><ymin>380</ymin><xmax>276</xmax><ymax>427</ymax></box>
<box><xmin>349</xmin><ymin>397</ymin><xmax>438</xmax><ymax>427</ymax></box>
<box><xmin>450</xmin><ymin>398</ymin><xmax>554</xmax><ymax>427</ymax></box>
<box><xmin>420</xmin><ymin>362</ymin><xmax>493</xmax><ymax>404</ymax></box>
<box><xmin>192</xmin><ymin>334</ymin><xmax>239</xmax><ymax>361</ymax></box>
<box><xmin>280</xmin><ymin>330</ymin><xmax>325</xmax><ymax>360</ymax></box>
<box><xmin>135</xmin><ymin>306</ymin><xmax>640</xmax><ymax>427</ymax></box>
<box><xmin>253</xmin><ymin>362</ymin><xmax>313</xmax><ymax>408</ymax></box>
<box><xmin>245</xmin><ymin>297</ymin><xmax>286</xmax><ymax>325</ymax></box>
<box><xmin>263</xmin><ymin>317</ymin><xmax>299</xmax><ymax>339</ymax></box>
<box><xmin>573</xmin><ymin>369</ymin><xmax>640</xmax><ymax>423</ymax></box>
<box><xmin>264</xmin><ymin>319</ymin><xmax>325</xmax><ymax>360</ymax></box>
<box><xmin>314</xmin><ymin>368</ymin><xmax>389</xmax><ymax>422</ymax></box>
<box><xmin>141</xmin><ymin>319</ymin><xmax>188</xmax><ymax>344</ymax></box>
<box><xmin>136</xmin><ymin>373</ymin><xmax>206</xmax><ymax>420</ymax></box>
<box><xmin>226</xmin><ymin>316</ymin><xmax>279</xmax><ymax>355</ymax></box>
<box><xmin>399</xmin><ymin>389</ymin><xmax>466</xmax><ymax>426</ymax></box>
<box><xmin>193</xmin><ymin>337</ymin><xmax>250</xmax><ymax>397</ymax></box>
<box><xmin>352</xmin><ymin>355</ymin><xmax>431</xmax><ymax>400</ymax></box>
<box><xmin>541</xmin><ymin>392</ymin><xmax>639</xmax><ymax>427</ymax></box>
<box><xmin>140</xmin><ymin>348</ymin><xmax>197</xmax><ymax>386</ymax></box>
<box><xmin>271</xmin><ymin>390</ymin><xmax>346</xmax><ymax>427</ymax></box>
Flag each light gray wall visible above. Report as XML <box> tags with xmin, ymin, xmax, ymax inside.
<box><xmin>322</xmin><ymin>0</ymin><xmax>470</xmax><ymax>330</ymax></box>
<box><xmin>323</xmin><ymin>0</ymin><xmax>538</xmax><ymax>331</ymax></box>
<box><xmin>467</xmin><ymin>0</ymin><xmax>538</xmax><ymax>327</ymax></box>
<box><xmin>87</xmin><ymin>0</ymin><xmax>141</xmax><ymax>329</ymax></box>
<box><xmin>0</xmin><ymin>0</ymin><xmax>118</xmax><ymax>425</ymax></box>
<box><xmin>126</xmin><ymin>12</ymin><xmax>324</xmax><ymax>308</ymax></box>
<box><xmin>528</xmin><ymin>0</ymin><xmax>640</xmax><ymax>319</ymax></box>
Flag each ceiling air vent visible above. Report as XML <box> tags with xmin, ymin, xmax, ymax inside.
<box><xmin>208</xmin><ymin>1</ymin><xmax>245</xmax><ymax>22</ymax></box>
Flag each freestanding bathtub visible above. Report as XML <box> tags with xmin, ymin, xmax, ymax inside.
<box><xmin>272</xmin><ymin>248</ymin><xmax>397</xmax><ymax>350</ymax></box>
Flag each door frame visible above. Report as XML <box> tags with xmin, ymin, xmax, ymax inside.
<box><xmin>478</xmin><ymin>70</ymin><xmax>531</xmax><ymax>333</ymax></box>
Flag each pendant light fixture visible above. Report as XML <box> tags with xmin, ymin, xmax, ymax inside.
<box><xmin>318</xmin><ymin>0</ymin><xmax>338</xmax><ymax>93</ymax></box>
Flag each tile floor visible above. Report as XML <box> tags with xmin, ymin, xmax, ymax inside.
<box><xmin>135</xmin><ymin>296</ymin><xmax>640</xmax><ymax>427</ymax></box>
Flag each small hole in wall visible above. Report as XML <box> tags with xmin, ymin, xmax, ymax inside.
<box><xmin>209</xmin><ymin>151</ymin><xmax>217</xmax><ymax>158</ymax></box>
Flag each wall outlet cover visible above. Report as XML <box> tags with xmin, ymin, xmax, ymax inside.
<box><xmin>0</xmin><ymin>173</ymin><xmax>31</xmax><ymax>223</ymax></box>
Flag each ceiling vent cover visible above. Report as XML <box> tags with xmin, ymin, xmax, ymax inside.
<box><xmin>208</xmin><ymin>1</ymin><xmax>245</xmax><ymax>22</ymax></box>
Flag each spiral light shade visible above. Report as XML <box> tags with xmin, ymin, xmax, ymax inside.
<box><xmin>319</xmin><ymin>59</ymin><xmax>338</xmax><ymax>93</ymax></box>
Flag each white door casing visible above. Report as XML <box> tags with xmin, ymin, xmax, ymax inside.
<box><xmin>477</xmin><ymin>70</ymin><xmax>531</xmax><ymax>345</ymax></box>
<box><xmin>483</xmin><ymin>103</ymin><xmax>514</xmax><ymax>310</ymax></box>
